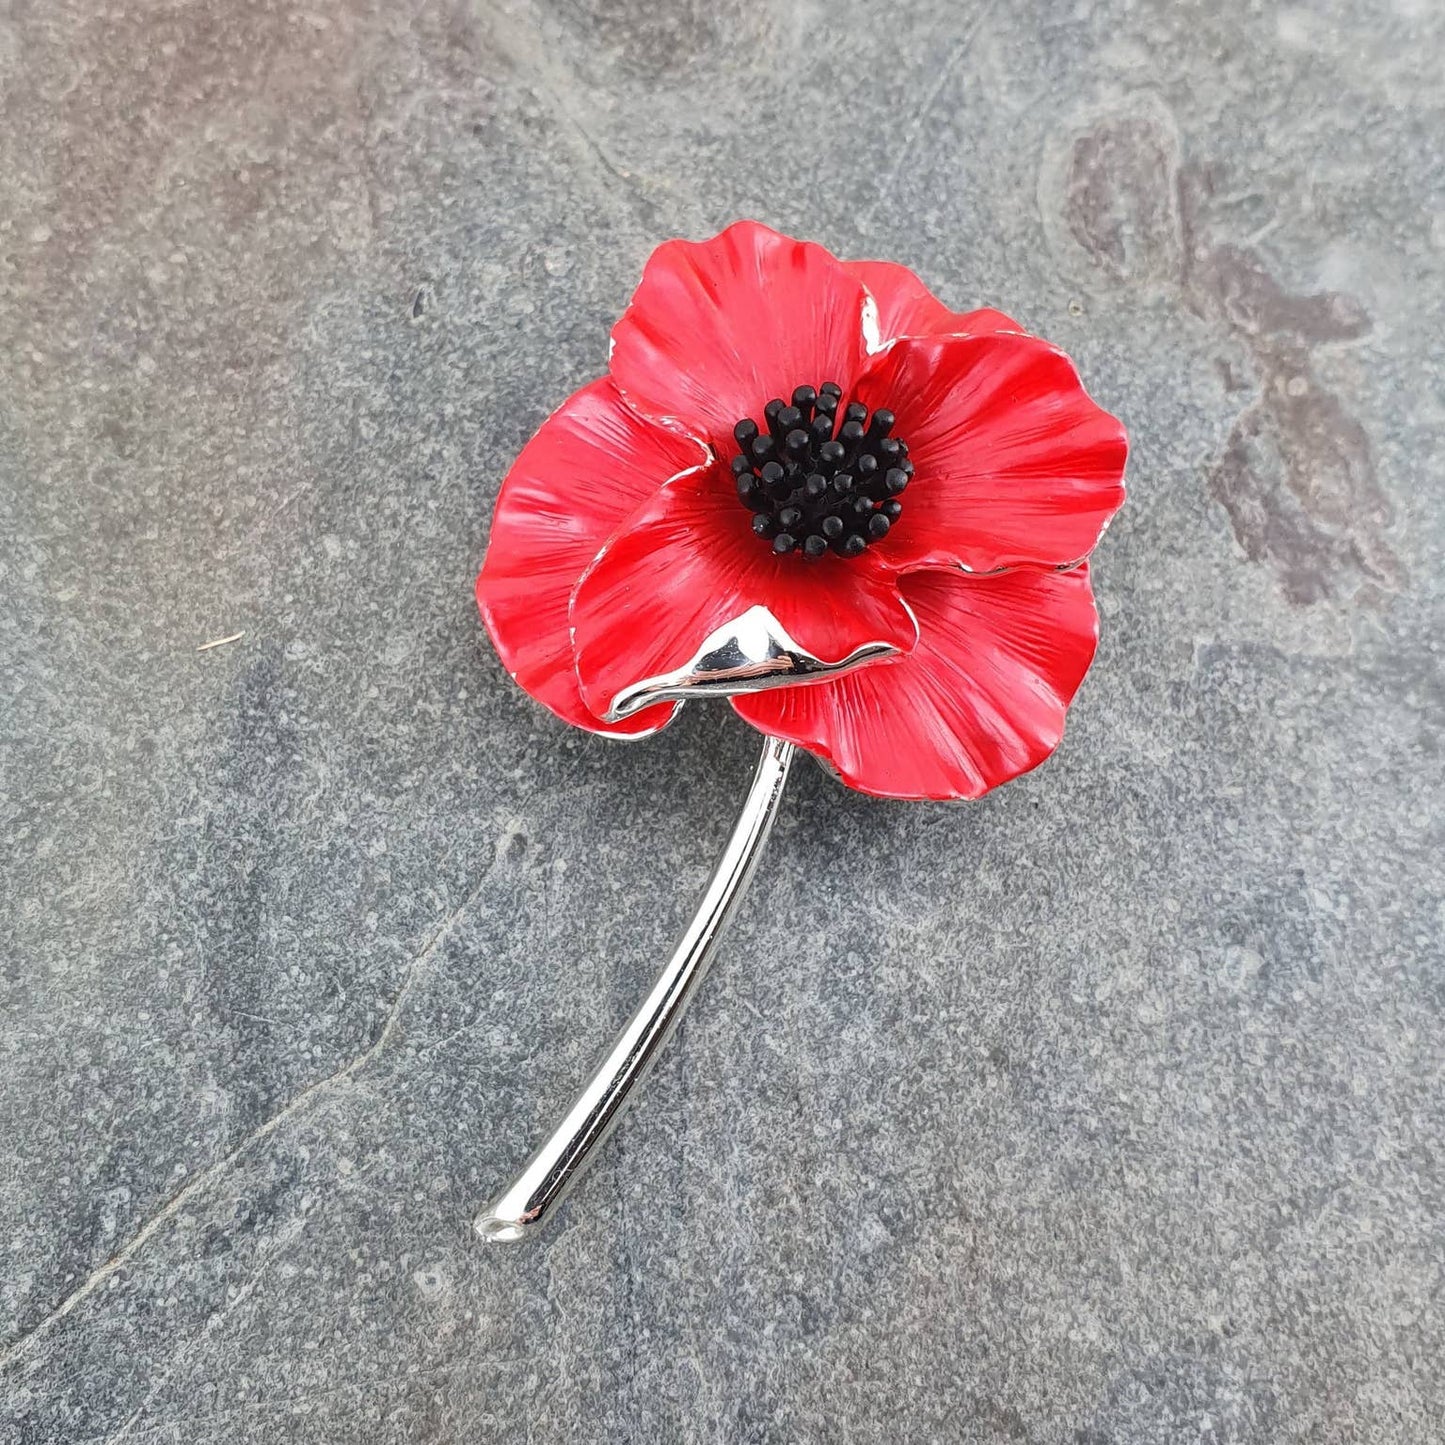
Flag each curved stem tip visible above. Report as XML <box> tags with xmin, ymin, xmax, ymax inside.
<box><xmin>475</xmin><ymin>735</ymin><xmax>796</xmax><ymax>1243</ymax></box>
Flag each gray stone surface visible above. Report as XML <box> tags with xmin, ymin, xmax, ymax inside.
<box><xmin>1</xmin><ymin>0</ymin><xmax>1441</xmax><ymax>1439</ymax></box>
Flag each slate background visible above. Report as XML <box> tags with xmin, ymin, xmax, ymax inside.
<box><xmin>2</xmin><ymin>1</ymin><xmax>1442</xmax><ymax>1441</ymax></box>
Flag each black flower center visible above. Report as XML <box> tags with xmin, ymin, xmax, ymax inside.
<box><xmin>729</xmin><ymin>382</ymin><xmax>913</xmax><ymax>559</ymax></box>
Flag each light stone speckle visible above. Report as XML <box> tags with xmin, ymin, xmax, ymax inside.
<box><xmin>2</xmin><ymin>1</ymin><xmax>1442</xmax><ymax>1441</ymax></box>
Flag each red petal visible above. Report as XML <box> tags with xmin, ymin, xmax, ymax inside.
<box><xmin>853</xmin><ymin>332</ymin><xmax>1127</xmax><ymax>573</ymax></box>
<box><xmin>569</xmin><ymin>464</ymin><xmax>919</xmax><ymax>722</ymax></box>
<box><xmin>846</xmin><ymin>258</ymin><xmax>1023</xmax><ymax>345</ymax></box>
<box><xmin>608</xmin><ymin>220</ymin><xmax>873</xmax><ymax>450</ymax></box>
<box><xmin>475</xmin><ymin>379</ymin><xmax>707</xmax><ymax>738</ymax></box>
<box><xmin>733</xmin><ymin>565</ymin><xmax>1099</xmax><ymax>801</ymax></box>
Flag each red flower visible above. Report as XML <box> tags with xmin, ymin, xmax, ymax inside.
<box><xmin>476</xmin><ymin>221</ymin><xmax>1127</xmax><ymax>800</ymax></box>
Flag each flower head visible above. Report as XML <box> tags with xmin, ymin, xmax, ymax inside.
<box><xmin>476</xmin><ymin>221</ymin><xmax>1127</xmax><ymax>800</ymax></box>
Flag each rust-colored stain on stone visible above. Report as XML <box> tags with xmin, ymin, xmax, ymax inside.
<box><xmin>1209</xmin><ymin>359</ymin><xmax>1402</xmax><ymax>605</ymax></box>
<box><xmin>1054</xmin><ymin>106</ymin><xmax>1403</xmax><ymax>606</ymax></box>
<box><xmin>1064</xmin><ymin>116</ymin><xmax>1183</xmax><ymax>286</ymax></box>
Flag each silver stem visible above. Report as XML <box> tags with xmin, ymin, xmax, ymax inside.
<box><xmin>475</xmin><ymin>734</ymin><xmax>796</xmax><ymax>1243</ymax></box>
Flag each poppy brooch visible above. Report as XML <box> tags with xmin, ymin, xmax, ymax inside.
<box><xmin>474</xmin><ymin>221</ymin><xmax>1127</xmax><ymax>1240</ymax></box>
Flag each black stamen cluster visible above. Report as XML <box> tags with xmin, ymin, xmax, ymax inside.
<box><xmin>729</xmin><ymin>382</ymin><xmax>914</xmax><ymax>559</ymax></box>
